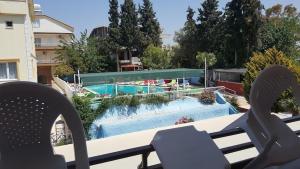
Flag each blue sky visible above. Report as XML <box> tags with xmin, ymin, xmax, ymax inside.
<box><xmin>34</xmin><ymin>0</ymin><xmax>300</xmax><ymax>45</ymax></box>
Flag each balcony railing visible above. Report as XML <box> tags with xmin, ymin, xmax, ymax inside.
<box><xmin>119</xmin><ymin>57</ymin><xmax>142</xmax><ymax>65</ymax></box>
<box><xmin>37</xmin><ymin>56</ymin><xmax>61</xmax><ymax>65</ymax></box>
<box><xmin>35</xmin><ymin>42</ymin><xmax>61</xmax><ymax>49</ymax></box>
<box><xmin>66</xmin><ymin>115</ymin><xmax>300</xmax><ymax>169</ymax></box>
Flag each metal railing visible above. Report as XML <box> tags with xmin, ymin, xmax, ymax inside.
<box><xmin>66</xmin><ymin>115</ymin><xmax>300</xmax><ymax>169</ymax></box>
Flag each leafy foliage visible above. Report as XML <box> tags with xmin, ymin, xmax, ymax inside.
<box><xmin>243</xmin><ymin>48</ymin><xmax>300</xmax><ymax>113</ymax></box>
<box><xmin>174</xmin><ymin>0</ymin><xmax>264</xmax><ymax>68</ymax></box>
<box><xmin>56</xmin><ymin>31</ymin><xmax>109</xmax><ymax>73</ymax></box>
<box><xmin>139</xmin><ymin>0</ymin><xmax>162</xmax><ymax>47</ymax></box>
<box><xmin>224</xmin><ymin>95</ymin><xmax>239</xmax><ymax>109</ymax></box>
<box><xmin>141</xmin><ymin>44</ymin><xmax>171</xmax><ymax>69</ymax></box>
<box><xmin>259</xmin><ymin>21</ymin><xmax>296</xmax><ymax>56</ymax></box>
<box><xmin>259</xmin><ymin>4</ymin><xmax>300</xmax><ymax>58</ymax></box>
<box><xmin>143</xmin><ymin>94</ymin><xmax>170</xmax><ymax>105</ymax></box>
<box><xmin>108</xmin><ymin>0</ymin><xmax>120</xmax><ymax>50</ymax></box>
<box><xmin>223</xmin><ymin>0</ymin><xmax>263</xmax><ymax>67</ymax></box>
<box><xmin>196</xmin><ymin>52</ymin><xmax>217</xmax><ymax>68</ymax></box>
<box><xmin>72</xmin><ymin>95</ymin><xmax>97</xmax><ymax>138</ymax></box>
<box><xmin>198</xmin><ymin>91</ymin><xmax>216</xmax><ymax>105</ymax></box>
<box><xmin>173</xmin><ymin>7</ymin><xmax>198</xmax><ymax>68</ymax></box>
<box><xmin>119</xmin><ymin>0</ymin><xmax>142</xmax><ymax>55</ymax></box>
<box><xmin>54</xmin><ymin>64</ymin><xmax>75</xmax><ymax>78</ymax></box>
<box><xmin>197</xmin><ymin>0</ymin><xmax>223</xmax><ymax>54</ymax></box>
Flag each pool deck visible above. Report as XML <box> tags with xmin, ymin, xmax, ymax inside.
<box><xmin>54</xmin><ymin>113</ymin><xmax>298</xmax><ymax>169</ymax></box>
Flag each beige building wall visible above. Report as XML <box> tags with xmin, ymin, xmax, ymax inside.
<box><xmin>0</xmin><ymin>0</ymin><xmax>37</xmax><ymax>82</ymax></box>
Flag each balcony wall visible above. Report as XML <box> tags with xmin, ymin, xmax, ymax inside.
<box><xmin>36</xmin><ymin>50</ymin><xmax>61</xmax><ymax>65</ymax></box>
<box><xmin>0</xmin><ymin>0</ymin><xmax>27</xmax><ymax>15</ymax></box>
<box><xmin>55</xmin><ymin>113</ymin><xmax>299</xmax><ymax>169</ymax></box>
<box><xmin>35</xmin><ymin>42</ymin><xmax>61</xmax><ymax>50</ymax></box>
<box><xmin>53</xmin><ymin>114</ymin><xmax>253</xmax><ymax>168</ymax></box>
<box><xmin>34</xmin><ymin>34</ymin><xmax>71</xmax><ymax>50</ymax></box>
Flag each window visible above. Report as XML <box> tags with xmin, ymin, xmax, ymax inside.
<box><xmin>35</xmin><ymin>38</ymin><xmax>42</xmax><ymax>47</ymax></box>
<box><xmin>32</xmin><ymin>19</ymin><xmax>40</xmax><ymax>28</ymax></box>
<box><xmin>0</xmin><ymin>62</ymin><xmax>17</xmax><ymax>80</ymax></box>
<box><xmin>5</xmin><ymin>21</ymin><xmax>13</xmax><ymax>29</ymax></box>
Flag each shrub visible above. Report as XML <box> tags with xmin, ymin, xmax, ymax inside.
<box><xmin>243</xmin><ymin>48</ymin><xmax>300</xmax><ymax>113</ymax></box>
<box><xmin>141</xmin><ymin>44</ymin><xmax>171</xmax><ymax>69</ymax></box>
<box><xmin>143</xmin><ymin>94</ymin><xmax>170</xmax><ymax>105</ymax></box>
<box><xmin>224</xmin><ymin>95</ymin><xmax>238</xmax><ymax>108</ymax></box>
<box><xmin>72</xmin><ymin>95</ymin><xmax>97</xmax><ymax>138</ymax></box>
<box><xmin>129</xmin><ymin>96</ymin><xmax>141</xmax><ymax>107</ymax></box>
<box><xmin>54</xmin><ymin>64</ymin><xmax>75</xmax><ymax>77</ymax></box>
<box><xmin>55</xmin><ymin>138</ymin><xmax>73</xmax><ymax>147</ymax></box>
<box><xmin>198</xmin><ymin>91</ymin><xmax>216</xmax><ymax>104</ymax></box>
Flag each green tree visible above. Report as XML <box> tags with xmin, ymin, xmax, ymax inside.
<box><xmin>141</xmin><ymin>44</ymin><xmax>171</xmax><ymax>69</ymax></box>
<box><xmin>259</xmin><ymin>21</ymin><xmax>297</xmax><ymax>56</ymax></box>
<box><xmin>108</xmin><ymin>0</ymin><xmax>120</xmax><ymax>50</ymax></box>
<box><xmin>243</xmin><ymin>48</ymin><xmax>300</xmax><ymax>113</ymax></box>
<box><xmin>57</xmin><ymin>31</ymin><xmax>108</xmax><ymax>73</ymax></box>
<box><xmin>260</xmin><ymin>4</ymin><xmax>300</xmax><ymax>58</ymax></box>
<box><xmin>197</xmin><ymin>0</ymin><xmax>222</xmax><ymax>53</ymax></box>
<box><xmin>266</xmin><ymin>4</ymin><xmax>283</xmax><ymax>18</ymax></box>
<box><xmin>224</xmin><ymin>0</ymin><xmax>263</xmax><ymax>67</ymax></box>
<box><xmin>139</xmin><ymin>0</ymin><xmax>162</xmax><ymax>47</ymax></box>
<box><xmin>119</xmin><ymin>0</ymin><xmax>142</xmax><ymax>57</ymax></box>
<box><xmin>196</xmin><ymin>52</ymin><xmax>217</xmax><ymax>68</ymax></box>
<box><xmin>174</xmin><ymin>7</ymin><xmax>198</xmax><ymax>68</ymax></box>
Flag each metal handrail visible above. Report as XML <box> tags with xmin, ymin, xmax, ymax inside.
<box><xmin>66</xmin><ymin>115</ymin><xmax>300</xmax><ymax>169</ymax></box>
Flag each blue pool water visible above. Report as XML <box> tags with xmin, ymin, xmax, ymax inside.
<box><xmin>86</xmin><ymin>84</ymin><xmax>165</xmax><ymax>96</ymax></box>
<box><xmin>90</xmin><ymin>92</ymin><xmax>237</xmax><ymax>139</ymax></box>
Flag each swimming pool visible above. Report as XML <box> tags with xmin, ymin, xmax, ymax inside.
<box><xmin>85</xmin><ymin>84</ymin><xmax>165</xmax><ymax>96</ymax></box>
<box><xmin>90</xmin><ymin>92</ymin><xmax>237</xmax><ymax>139</ymax></box>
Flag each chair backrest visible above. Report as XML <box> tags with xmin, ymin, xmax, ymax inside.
<box><xmin>0</xmin><ymin>82</ymin><xmax>89</xmax><ymax>169</ymax></box>
<box><xmin>244</xmin><ymin>65</ymin><xmax>300</xmax><ymax>169</ymax></box>
<box><xmin>249</xmin><ymin>65</ymin><xmax>300</xmax><ymax>131</ymax></box>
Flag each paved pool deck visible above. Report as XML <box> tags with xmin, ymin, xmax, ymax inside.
<box><xmin>54</xmin><ymin>113</ymin><xmax>299</xmax><ymax>169</ymax></box>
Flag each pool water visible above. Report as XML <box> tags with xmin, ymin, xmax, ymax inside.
<box><xmin>86</xmin><ymin>84</ymin><xmax>165</xmax><ymax>96</ymax></box>
<box><xmin>90</xmin><ymin>92</ymin><xmax>238</xmax><ymax>139</ymax></box>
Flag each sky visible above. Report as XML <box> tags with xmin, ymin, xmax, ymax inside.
<box><xmin>34</xmin><ymin>0</ymin><xmax>300</xmax><ymax>45</ymax></box>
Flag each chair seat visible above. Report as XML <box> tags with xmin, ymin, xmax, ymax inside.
<box><xmin>151</xmin><ymin>126</ymin><xmax>230</xmax><ymax>169</ymax></box>
<box><xmin>0</xmin><ymin>154</ymin><xmax>67</xmax><ymax>169</ymax></box>
<box><xmin>244</xmin><ymin>114</ymin><xmax>300</xmax><ymax>164</ymax></box>
<box><xmin>265</xmin><ymin>158</ymin><xmax>300</xmax><ymax>169</ymax></box>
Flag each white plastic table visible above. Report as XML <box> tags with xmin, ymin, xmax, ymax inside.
<box><xmin>151</xmin><ymin>126</ymin><xmax>230</xmax><ymax>169</ymax></box>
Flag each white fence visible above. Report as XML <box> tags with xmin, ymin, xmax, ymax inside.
<box><xmin>53</xmin><ymin>77</ymin><xmax>74</xmax><ymax>100</ymax></box>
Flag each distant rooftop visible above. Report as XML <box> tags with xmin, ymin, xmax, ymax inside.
<box><xmin>213</xmin><ymin>68</ymin><xmax>246</xmax><ymax>74</ymax></box>
<box><xmin>33</xmin><ymin>4</ymin><xmax>74</xmax><ymax>34</ymax></box>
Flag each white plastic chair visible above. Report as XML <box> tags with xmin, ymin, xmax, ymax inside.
<box><xmin>242</xmin><ymin>65</ymin><xmax>300</xmax><ymax>169</ymax></box>
<box><xmin>0</xmin><ymin>82</ymin><xmax>90</xmax><ymax>169</ymax></box>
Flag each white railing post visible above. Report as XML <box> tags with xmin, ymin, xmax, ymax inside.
<box><xmin>148</xmin><ymin>81</ymin><xmax>150</xmax><ymax>94</ymax></box>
